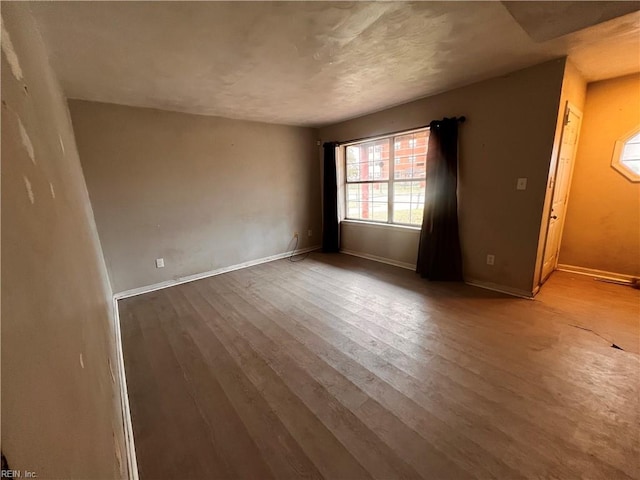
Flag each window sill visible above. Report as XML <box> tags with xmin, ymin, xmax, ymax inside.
<box><xmin>341</xmin><ymin>219</ymin><xmax>421</xmax><ymax>232</ymax></box>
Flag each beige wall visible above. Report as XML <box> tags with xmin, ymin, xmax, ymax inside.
<box><xmin>1</xmin><ymin>4</ymin><xmax>126</xmax><ymax>478</ymax></box>
<box><xmin>321</xmin><ymin>59</ymin><xmax>566</xmax><ymax>296</ymax></box>
<box><xmin>70</xmin><ymin>101</ymin><xmax>322</xmax><ymax>293</ymax></box>
<box><xmin>341</xmin><ymin>222</ymin><xmax>420</xmax><ymax>269</ymax></box>
<box><xmin>559</xmin><ymin>74</ymin><xmax>640</xmax><ymax>276</ymax></box>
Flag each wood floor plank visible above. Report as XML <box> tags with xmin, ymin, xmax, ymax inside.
<box><xmin>146</xmin><ymin>290</ymin><xmax>277</xmax><ymax>480</ymax></box>
<box><xmin>163</xmin><ymin>285</ymin><xmax>325</xmax><ymax>480</ymax></box>
<box><xmin>265</xmin><ymin>259</ymin><xmax>625</xmax><ymax>385</ymax></box>
<box><xmin>176</xmin><ymin>282</ymin><xmax>375</xmax><ymax>480</ymax></box>
<box><xmin>219</xmin><ymin>268</ymin><xmax>561</xmax><ymax>479</ymax></box>
<box><xmin>285</xmin><ymin>260</ymin><xmax>640</xmax><ymax>476</ymax></box>
<box><xmin>247</xmin><ymin>260</ymin><xmax>638</xmax><ymax>476</ymax></box>
<box><xmin>202</xmin><ymin>272</ymin><xmax>479</xmax><ymax>480</ymax></box>
<box><xmin>193</xmin><ymin>277</ymin><xmax>435</xmax><ymax>480</ymax></box>
<box><xmin>193</xmin><ymin>268</ymin><xmax>524</xmax><ymax>479</ymax></box>
<box><xmin>120</xmin><ymin>295</ymin><xmax>232</xmax><ymax>479</ymax></box>
<box><xmin>119</xmin><ymin>253</ymin><xmax>640</xmax><ymax>480</ymax></box>
<box><xmin>261</xmin><ymin>259</ymin><xmax>639</xmax><ymax>437</ymax></box>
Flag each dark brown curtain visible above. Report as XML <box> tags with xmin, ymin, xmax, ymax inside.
<box><xmin>322</xmin><ymin>142</ymin><xmax>340</xmax><ymax>252</ymax></box>
<box><xmin>416</xmin><ymin>118</ymin><xmax>463</xmax><ymax>280</ymax></box>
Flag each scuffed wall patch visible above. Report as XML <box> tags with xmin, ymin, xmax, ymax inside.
<box><xmin>114</xmin><ymin>432</ymin><xmax>123</xmax><ymax>475</ymax></box>
<box><xmin>108</xmin><ymin>358</ymin><xmax>116</xmax><ymax>384</ymax></box>
<box><xmin>1</xmin><ymin>15</ymin><xmax>24</xmax><ymax>80</ymax></box>
<box><xmin>18</xmin><ymin>119</ymin><xmax>36</xmax><ymax>164</ymax></box>
<box><xmin>23</xmin><ymin>176</ymin><xmax>34</xmax><ymax>204</ymax></box>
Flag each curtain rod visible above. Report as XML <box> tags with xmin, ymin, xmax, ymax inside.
<box><xmin>333</xmin><ymin>116</ymin><xmax>466</xmax><ymax>147</ymax></box>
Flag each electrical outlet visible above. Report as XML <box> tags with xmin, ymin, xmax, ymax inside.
<box><xmin>516</xmin><ymin>178</ymin><xmax>527</xmax><ymax>190</ymax></box>
<box><xmin>308</xmin><ymin>229</ymin><xmax>313</xmax><ymax>237</ymax></box>
<box><xmin>486</xmin><ymin>254</ymin><xmax>495</xmax><ymax>266</ymax></box>
<box><xmin>156</xmin><ymin>258</ymin><xmax>165</xmax><ymax>268</ymax></box>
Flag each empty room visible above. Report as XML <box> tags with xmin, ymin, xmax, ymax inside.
<box><xmin>2</xmin><ymin>1</ymin><xmax>639</xmax><ymax>479</ymax></box>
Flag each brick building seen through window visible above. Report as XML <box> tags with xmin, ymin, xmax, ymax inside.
<box><xmin>346</xmin><ymin>129</ymin><xmax>428</xmax><ymax>226</ymax></box>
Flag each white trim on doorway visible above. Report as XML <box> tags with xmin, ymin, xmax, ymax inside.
<box><xmin>113</xmin><ymin>296</ymin><xmax>139</xmax><ymax>480</ymax></box>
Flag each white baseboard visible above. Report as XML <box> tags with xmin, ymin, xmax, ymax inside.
<box><xmin>557</xmin><ymin>264</ymin><xmax>638</xmax><ymax>282</ymax></box>
<box><xmin>465</xmin><ymin>279</ymin><xmax>534</xmax><ymax>299</ymax></box>
<box><xmin>340</xmin><ymin>249</ymin><xmax>416</xmax><ymax>271</ymax></box>
<box><xmin>114</xmin><ymin>246</ymin><xmax>321</xmax><ymax>300</ymax></box>
<box><xmin>112</xmin><ymin>297</ymin><xmax>139</xmax><ymax>480</ymax></box>
<box><xmin>339</xmin><ymin>250</ymin><xmax>534</xmax><ymax>299</ymax></box>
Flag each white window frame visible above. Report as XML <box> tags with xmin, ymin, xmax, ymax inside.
<box><xmin>344</xmin><ymin>127</ymin><xmax>429</xmax><ymax>226</ymax></box>
<box><xmin>612</xmin><ymin>126</ymin><xmax>640</xmax><ymax>182</ymax></box>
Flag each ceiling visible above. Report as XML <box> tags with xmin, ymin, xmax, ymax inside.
<box><xmin>28</xmin><ymin>1</ymin><xmax>640</xmax><ymax>127</ymax></box>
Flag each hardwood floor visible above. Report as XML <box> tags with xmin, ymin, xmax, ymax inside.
<box><xmin>119</xmin><ymin>253</ymin><xmax>640</xmax><ymax>480</ymax></box>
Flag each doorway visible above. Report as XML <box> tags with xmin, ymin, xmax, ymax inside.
<box><xmin>540</xmin><ymin>102</ymin><xmax>583</xmax><ymax>284</ymax></box>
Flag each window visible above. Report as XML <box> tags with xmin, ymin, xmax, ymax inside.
<box><xmin>612</xmin><ymin>128</ymin><xmax>640</xmax><ymax>182</ymax></box>
<box><xmin>345</xmin><ymin>129</ymin><xmax>429</xmax><ymax>226</ymax></box>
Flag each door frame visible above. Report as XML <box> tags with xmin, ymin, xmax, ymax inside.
<box><xmin>536</xmin><ymin>101</ymin><xmax>583</xmax><ymax>288</ymax></box>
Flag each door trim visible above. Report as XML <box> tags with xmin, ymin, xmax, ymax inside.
<box><xmin>537</xmin><ymin>101</ymin><xmax>583</xmax><ymax>288</ymax></box>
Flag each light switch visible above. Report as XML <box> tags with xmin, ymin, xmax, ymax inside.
<box><xmin>516</xmin><ymin>178</ymin><xmax>528</xmax><ymax>190</ymax></box>
<box><xmin>156</xmin><ymin>258</ymin><xmax>165</xmax><ymax>268</ymax></box>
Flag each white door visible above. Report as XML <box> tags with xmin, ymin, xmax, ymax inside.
<box><xmin>541</xmin><ymin>103</ymin><xmax>582</xmax><ymax>283</ymax></box>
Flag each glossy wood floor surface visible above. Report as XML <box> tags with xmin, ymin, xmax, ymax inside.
<box><xmin>119</xmin><ymin>253</ymin><xmax>640</xmax><ymax>480</ymax></box>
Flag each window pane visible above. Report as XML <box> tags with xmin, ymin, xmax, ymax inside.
<box><xmin>622</xmin><ymin>132</ymin><xmax>640</xmax><ymax>174</ymax></box>
<box><xmin>393</xmin><ymin>181</ymin><xmax>425</xmax><ymax>225</ymax></box>
<box><xmin>623</xmin><ymin>159</ymin><xmax>640</xmax><ymax>175</ymax></box>
<box><xmin>346</xmin><ymin>139</ymin><xmax>389</xmax><ymax>181</ymax></box>
<box><xmin>346</xmin><ymin>183</ymin><xmax>388</xmax><ymax>222</ymax></box>
<box><xmin>393</xmin><ymin>131</ymin><xmax>429</xmax><ymax>180</ymax></box>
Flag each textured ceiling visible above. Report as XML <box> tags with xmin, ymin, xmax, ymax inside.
<box><xmin>503</xmin><ymin>1</ymin><xmax>640</xmax><ymax>42</ymax></box>
<box><xmin>28</xmin><ymin>1</ymin><xmax>640</xmax><ymax>127</ymax></box>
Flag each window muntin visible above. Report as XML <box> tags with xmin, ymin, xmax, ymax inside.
<box><xmin>393</xmin><ymin>181</ymin><xmax>426</xmax><ymax>225</ymax></box>
<box><xmin>345</xmin><ymin>129</ymin><xmax>429</xmax><ymax>226</ymax></box>
<box><xmin>346</xmin><ymin>139</ymin><xmax>389</xmax><ymax>182</ymax></box>
<box><xmin>346</xmin><ymin>183</ymin><xmax>389</xmax><ymax>222</ymax></box>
